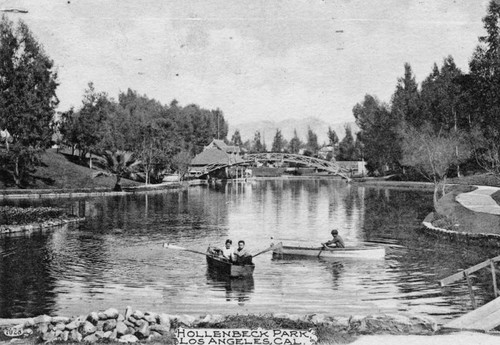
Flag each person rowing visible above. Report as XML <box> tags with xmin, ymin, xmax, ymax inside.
<box><xmin>322</xmin><ymin>229</ymin><xmax>345</xmax><ymax>248</ymax></box>
<box><xmin>233</xmin><ymin>240</ymin><xmax>252</xmax><ymax>265</ymax></box>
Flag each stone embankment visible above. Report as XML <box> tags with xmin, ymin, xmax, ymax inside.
<box><xmin>0</xmin><ymin>307</ymin><xmax>438</xmax><ymax>343</ymax></box>
<box><xmin>422</xmin><ymin>213</ymin><xmax>500</xmax><ymax>247</ymax></box>
<box><xmin>422</xmin><ymin>185</ymin><xmax>500</xmax><ymax>247</ymax></box>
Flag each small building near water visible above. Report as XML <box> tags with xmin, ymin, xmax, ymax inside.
<box><xmin>336</xmin><ymin>161</ymin><xmax>367</xmax><ymax>177</ymax></box>
<box><xmin>188</xmin><ymin>140</ymin><xmax>249</xmax><ymax>179</ymax></box>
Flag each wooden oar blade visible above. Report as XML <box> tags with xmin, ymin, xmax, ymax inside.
<box><xmin>162</xmin><ymin>243</ymin><xmax>207</xmax><ymax>256</ymax></box>
<box><xmin>163</xmin><ymin>243</ymin><xmax>185</xmax><ymax>250</ymax></box>
<box><xmin>253</xmin><ymin>242</ymin><xmax>281</xmax><ymax>257</ymax></box>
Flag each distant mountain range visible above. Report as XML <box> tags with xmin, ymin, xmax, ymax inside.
<box><xmin>228</xmin><ymin>117</ymin><xmax>359</xmax><ymax>146</ymax></box>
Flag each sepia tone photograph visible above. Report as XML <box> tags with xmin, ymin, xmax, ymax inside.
<box><xmin>1</xmin><ymin>0</ymin><xmax>500</xmax><ymax>344</ymax></box>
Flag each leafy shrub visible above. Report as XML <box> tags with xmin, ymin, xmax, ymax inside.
<box><xmin>0</xmin><ymin>206</ymin><xmax>67</xmax><ymax>225</ymax></box>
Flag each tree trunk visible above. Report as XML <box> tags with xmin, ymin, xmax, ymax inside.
<box><xmin>433</xmin><ymin>184</ymin><xmax>439</xmax><ymax>211</ymax></box>
<box><xmin>433</xmin><ymin>174</ymin><xmax>441</xmax><ymax>211</ymax></box>
<box><xmin>441</xmin><ymin>176</ymin><xmax>447</xmax><ymax>199</ymax></box>
<box><xmin>113</xmin><ymin>174</ymin><xmax>122</xmax><ymax>191</ymax></box>
<box><xmin>13</xmin><ymin>156</ymin><xmax>21</xmax><ymax>187</ymax></box>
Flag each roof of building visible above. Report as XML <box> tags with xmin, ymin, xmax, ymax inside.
<box><xmin>206</xmin><ymin>139</ymin><xmax>240</xmax><ymax>153</ymax></box>
<box><xmin>191</xmin><ymin>148</ymin><xmax>245</xmax><ymax>166</ymax></box>
<box><xmin>319</xmin><ymin>146</ymin><xmax>334</xmax><ymax>152</ymax></box>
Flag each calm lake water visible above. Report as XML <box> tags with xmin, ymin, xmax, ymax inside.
<box><xmin>1</xmin><ymin>179</ymin><xmax>499</xmax><ymax>323</ymax></box>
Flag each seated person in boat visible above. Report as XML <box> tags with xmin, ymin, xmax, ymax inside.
<box><xmin>208</xmin><ymin>239</ymin><xmax>234</xmax><ymax>261</ymax></box>
<box><xmin>322</xmin><ymin>229</ymin><xmax>345</xmax><ymax>248</ymax></box>
<box><xmin>234</xmin><ymin>240</ymin><xmax>252</xmax><ymax>265</ymax></box>
<box><xmin>221</xmin><ymin>239</ymin><xmax>235</xmax><ymax>262</ymax></box>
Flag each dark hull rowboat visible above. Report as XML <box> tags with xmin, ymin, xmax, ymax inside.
<box><xmin>273</xmin><ymin>243</ymin><xmax>385</xmax><ymax>260</ymax></box>
<box><xmin>205</xmin><ymin>254</ymin><xmax>255</xmax><ymax>278</ymax></box>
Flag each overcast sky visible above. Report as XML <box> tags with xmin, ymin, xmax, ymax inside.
<box><xmin>0</xmin><ymin>0</ymin><xmax>491</xmax><ymax>125</ymax></box>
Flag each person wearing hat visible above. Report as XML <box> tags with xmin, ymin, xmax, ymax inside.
<box><xmin>322</xmin><ymin>229</ymin><xmax>345</xmax><ymax>248</ymax></box>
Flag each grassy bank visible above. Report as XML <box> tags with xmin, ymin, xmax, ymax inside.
<box><xmin>428</xmin><ymin>183</ymin><xmax>500</xmax><ymax>237</ymax></box>
<box><xmin>0</xmin><ymin>149</ymin><xmax>139</xmax><ymax>191</ymax></box>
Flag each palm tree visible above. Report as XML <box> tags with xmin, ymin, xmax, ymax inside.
<box><xmin>101</xmin><ymin>150</ymin><xmax>140</xmax><ymax>191</ymax></box>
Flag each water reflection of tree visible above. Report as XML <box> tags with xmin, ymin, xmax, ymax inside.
<box><xmin>0</xmin><ymin>233</ymin><xmax>56</xmax><ymax>317</ymax></box>
<box><xmin>362</xmin><ymin>188</ymin><xmax>434</xmax><ymax>242</ymax></box>
<box><xmin>342</xmin><ymin>183</ymin><xmax>363</xmax><ymax>224</ymax></box>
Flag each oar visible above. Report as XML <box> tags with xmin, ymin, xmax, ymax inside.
<box><xmin>357</xmin><ymin>241</ymin><xmax>406</xmax><ymax>249</ymax></box>
<box><xmin>318</xmin><ymin>243</ymin><xmax>327</xmax><ymax>258</ymax></box>
<box><xmin>162</xmin><ymin>243</ymin><xmax>207</xmax><ymax>256</ymax></box>
<box><xmin>253</xmin><ymin>242</ymin><xmax>280</xmax><ymax>258</ymax></box>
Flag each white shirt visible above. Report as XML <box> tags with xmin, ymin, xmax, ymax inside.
<box><xmin>221</xmin><ymin>247</ymin><xmax>234</xmax><ymax>261</ymax></box>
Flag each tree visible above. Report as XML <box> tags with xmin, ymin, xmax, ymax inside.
<box><xmin>117</xmin><ymin>89</ymin><xmax>171</xmax><ymax>184</ymax></box>
<box><xmin>271</xmin><ymin>129</ymin><xmax>285</xmax><ymax>152</ymax></box>
<box><xmin>242</xmin><ymin>139</ymin><xmax>252</xmax><ymax>153</ymax></box>
<box><xmin>99</xmin><ymin>150</ymin><xmax>140</xmax><ymax>191</ymax></box>
<box><xmin>327</xmin><ymin>127</ymin><xmax>339</xmax><ymax>146</ymax></box>
<box><xmin>400</xmin><ymin>123</ymin><xmax>470</xmax><ymax>209</ymax></box>
<box><xmin>391</xmin><ymin>63</ymin><xmax>421</xmax><ymax>127</ymax></box>
<box><xmin>211</xmin><ymin>108</ymin><xmax>228</xmax><ymax>141</ymax></box>
<box><xmin>230</xmin><ymin>130</ymin><xmax>243</xmax><ymax>147</ymax></box>
<box><xmin>468</xmin><ymin>0</ymin><xmax>500</xmax><ymax>173</ymax></box>
<box><xmin>171</xmin><ymin>149</ymin><xmax>192</xmax><ymax>180</ymax></box>
<box><xmin>420</xmin><ymin>57</ymin><xmax>464</xmax><ymax>132</ymax></box>
<box><xmin>288</xmin><ymin>129</ymin><xmax>302</xmax><ymax>154</ymax></box>
<box><xmin>353</xmin><ymin>94</ymin><xmax>402</xmax><ymax>175</ymax></box>
<box><xmin>420</xmin><ymin>56</ymin><xmax>467</xmax><ymax>176</ymax></box>
<box><xmin>306</xmin><ymin>127</ymin><xmax>319</xmax><ymax>156</ymax></box>
<box><xmin>59</xmin><ymin>108</ymin><xmax>79</xmax><ymax>155</ymax></box>
<box><xmin>0</xmin><ymin>17</ymin><xmax>59</xmax><ymax>186</ymax></box>
<box><xmin>134</xmin><ymin>122</ymin><xmax>166</xmax><ymax>184</ymax></box>
<box><xmin>75</xmin><ymin>83</ymin><xmax>113</xmax><ymax>168</ymax></box>
<box><xmin>252</xmin><ymin>131</ymin><xmax>264</xmax><ymax>152</ymax></box>
<box><xmin>337</xmin><ymin>126</ymin><xmax>356</xmax><ymax>161</ymax></box>
<box><xmin>353</xmin><ymin>136</ymin><xmax>364</xmax><ymax>161</ymax></box>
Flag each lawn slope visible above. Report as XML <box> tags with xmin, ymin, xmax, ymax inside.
<box><xmin>0</xmin><ymin>149</ymin><xmax>140</xmax><ymax>190</ymax></box>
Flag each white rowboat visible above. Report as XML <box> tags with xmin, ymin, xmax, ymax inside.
<box><xmin>273</xmin><ymin>243</ymin><xmax>386</xmax><ymax>260</ymax></box>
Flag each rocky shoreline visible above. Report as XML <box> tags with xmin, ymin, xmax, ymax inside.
<box><xmin>0</xmin><ymin>307</ymin><xmax>439</xmax><ymax>344</ymax></box>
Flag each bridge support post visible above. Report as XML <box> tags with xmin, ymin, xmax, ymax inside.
<box><xmin>464</xmin><ymin>272</ymin><xmax>477</xmax><ymax>309</ymax></box>
<box><xmin>491</xmin><ymin>261</ymin><xmax>498</xmax><ymax>297</ymax></box>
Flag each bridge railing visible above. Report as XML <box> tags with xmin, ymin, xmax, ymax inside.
<box><xmin>440</xmin><ymin>254</ymin><xmax>500</xmax><ymax>309</ymax></box>
<box><xmin>191</xmin><ymin>153</ymin><xmax>352</xmax><ymax>181</ymax></box>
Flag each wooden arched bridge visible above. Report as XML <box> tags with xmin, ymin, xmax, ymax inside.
<box><xmin>198</xmin><ymin>152</ymin><xmax>351</xmax><ymax>181</ymax></box>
